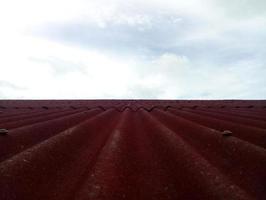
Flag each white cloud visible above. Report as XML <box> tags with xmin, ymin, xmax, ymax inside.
<box><xmin>0</xmin><ymin>0</ymin><xmax>265</xmax><ymax>99</ymax></box>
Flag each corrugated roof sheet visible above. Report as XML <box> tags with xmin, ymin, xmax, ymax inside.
<box><xmin>0</xmin><ymin>100</ymin><xmax>265</xmax><ymax>200</ymax></box>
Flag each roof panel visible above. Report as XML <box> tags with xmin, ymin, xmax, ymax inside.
<box><xmin>0</xmin><ymin>100</ymin><xmax>265</xmax><ymax>200</ymax></box>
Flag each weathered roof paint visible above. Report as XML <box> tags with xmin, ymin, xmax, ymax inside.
<box><xmin>0</xmin><ymin>100</ymin><xmax>265</xmax><ymax>200</ymax></box>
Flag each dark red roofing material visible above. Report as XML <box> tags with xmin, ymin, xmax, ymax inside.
<box><xmin>0</xmin><ymin>100</ymin><xmax>265</xmax><ymax>200</ymax></box>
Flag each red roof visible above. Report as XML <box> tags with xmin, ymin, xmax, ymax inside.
<box><xmin>0</xmin><ymin>100</ymin><xmax>266</xmax><ymax>200</ymax></box>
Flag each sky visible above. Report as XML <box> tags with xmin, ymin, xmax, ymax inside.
<box><xmin>0</xmin><ymin>0</ymin><xmax>266</xmax><ymax>99</ymax></box>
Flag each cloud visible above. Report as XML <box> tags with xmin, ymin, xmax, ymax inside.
<box><xmin>32</xmin><ymin>0</ymin><xmax>266</xmax><ymax>65</ymax></box>
<box><xmin>126</xmin><ymin>84</ymin><xmax>164</xmax><ymax>99</ymax></box>
<box><xmin>212</xmin><ymin>0</ymin><xmax>266</xmax><ymax>18</ymax></box>
<box><xmin>0</xmin><ymin>81</ymin><xmax>24</xmax><ymax>90</ymax></box>
<box><xmin>0</xmin><ymin>0</ymin><xmax>266</xmax><ymax>99</ymax></box>
<box><xmin>29</xmin><ymin>57</ymin><xmax>87</xmax><ymax>76</ymax></box>
<box><xmin>134</xmin><ymin>52</ymin><xmax>266</xmax><ymax>99</ymax></box>
<box><xmin>0</xmin><ymin>81</ymin><xmax>26</xmax><ymax>98</ymax></box>
<box><xmin>32</xmin><ymin>14</ymin><xmax>191</xmax><ymax>57</ymax></box>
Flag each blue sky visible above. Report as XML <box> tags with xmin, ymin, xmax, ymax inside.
<box><xmin>0</xmin><ymin>0</ymin><xmax>266</xmax><ymax>99</ymax></box>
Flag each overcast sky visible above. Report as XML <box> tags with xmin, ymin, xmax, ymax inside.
<box><xmin>0</xmin><ymin>0</ymin><xmax>266</xmax><ymax>99</ymax></box>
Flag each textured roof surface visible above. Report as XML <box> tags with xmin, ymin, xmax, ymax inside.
<box><xmin>0</xmin><ymin>100</ymin><xmax>266</xmax><ymax>200</ymax></box>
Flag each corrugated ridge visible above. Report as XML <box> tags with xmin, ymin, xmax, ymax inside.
<box><xmin>0</xmin><ymin>109</ymin><xmax>63</xmax><ymax>123</ymax></box>
<box><xmin>168</xmin><ymin>108</ymin><xmax>266</xmax><ymax>148</ymax></box>
<box><xmin>194</xmin><ymin>107</ymin><xmax>266</xmax><ymax>121</ymax></box>
<box><xmin>0</xmin><ymin>108</ymin><xmax>86</xmax><ymax>129</ymax></box>
<box><xmin>184</xmin><ymin>107</ymin><xmax>266</xmax><ymax>127</ymax></box>
<box><xmin>0</xmin><ymin>108</ymin><xmax>102</xmax><ymax>162</ymax></box>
